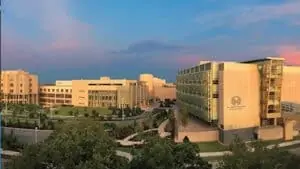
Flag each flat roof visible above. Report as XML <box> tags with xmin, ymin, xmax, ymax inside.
<box><xmin>241</xmin><ymin>57</ymin><xmax>285</xmax><ymax>64</ymax></box>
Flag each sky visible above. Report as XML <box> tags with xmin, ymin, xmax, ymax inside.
<box><xmin>2</xmin><ymin>0</ymin><xmax>300</xmax><ymax>83</ymax></box>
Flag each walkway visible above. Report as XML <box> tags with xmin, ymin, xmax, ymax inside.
<box><xmin>116</xmin><ymin>128</ymin><xmax>158</xmax><ymax>146</ymax></box>
<box><xmin>115</xmin><ymin>150</ymin><xmax>133</xmax><ymax>161</ymax></box>
<box><xmin>158</xmin><ymin>119</ymin><xmax>171</xmax><ymax>138</ymax></box>
<box><xmin>197</xmin><ymin>140</ymin><xmax>300</xmax><ymax>158</ymax></box>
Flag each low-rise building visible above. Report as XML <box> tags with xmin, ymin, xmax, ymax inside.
<box><xmin>0</xmin><ymin>70</ymin><xmax>39</xmax><ymax>105</ymax></box>
<box><xmin>39</xmin><ymin>77</ymin><xmax>149</xmax><ymax>109</ymax></box>
<box><xmin>139</xmin><ymin>73</ymin><xmax>176</xmax><ymax>100</ymax></box>
<box><xmin>39</xmin><ymin>81</ymin><xmax>72</xmax><ymax>107</ymax></box>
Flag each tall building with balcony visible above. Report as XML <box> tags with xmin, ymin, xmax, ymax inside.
<box><xmin>176</xmin><ymin>57</ymin><xmax>300</xmax><ymax>144</ymax></box>
<box><xmin>176</xmin><ymin>61</ymin><xmax>219</xmax><ymax>123</ymax></box>
<box><xmin>0</xmin><ymin>70</ymin><xmax>39</xmax><ymax>104</ymax></box>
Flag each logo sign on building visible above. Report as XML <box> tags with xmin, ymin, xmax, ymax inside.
<box><xmin>227</xmin><ymin>96</ymin><xmax>245</xmax><ymax>110</ymax></box>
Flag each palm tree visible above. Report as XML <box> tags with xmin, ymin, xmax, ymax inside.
<box><xmin>91</xmin><ymin>109</ymin><xmax>99</xmax><ymax>119</ymax></box>
<box><xmin>180</xmin><ymin>107</ymin><xmax>189</xmax><ymax>127</ymax></box>
<box><xmin>74</xmin><ymin>110</ymin><xmax>79</xmax><ymax>119</ymax></box>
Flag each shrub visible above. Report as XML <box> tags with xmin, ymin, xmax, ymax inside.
<box><xmin>58</xmin><ymin>119</ymin><xmax>64</xmax><ymax>123</ymax></box>
<box><xmin>7</xmin><ymin>119</ymin><xmax>13</xmax><ymax>127</ymax></box>
<box><xmin>16</xmin><ymin>119</ymin><xmax>21</xmax><ymax>128</ymax></box>
<box><xmin>68</xmin><ymin>110</ymin><xmax>73</xmax><ymax>116</ymax></box>
<box><xmin>84</xmin><ymin>112</ymin><xmax>89</xmax><ymax>117</ymax></box>
<box><xmin>54</xmin><ymin>110</ymin><xmax>59</xmax><ymax>115</ymax></box>
<box><xmin>99</xmin><ymin>116</ymin><xmax>105</xmax><ymax>121</ymax></box>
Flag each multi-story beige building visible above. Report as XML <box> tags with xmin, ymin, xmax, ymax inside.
<box><xmin>40</xmin><ymin>77</ymin><xmax>149</xmax><ymax>109</ymax></box>
<box><xmin>176</xmin><ymin>57</ymin><xmax>300</xmax><ymax>144</ymax></box>
<box><xmin>0</xmin><ymin>70</ymin><xmax>39</xmax><ymax>104</ymax></box>
<box><xmin>153</xmin><ymin>83</ymin><xmax>176</xmax><ymax>101</ymax></box>
<box><xmin>39</xmin><ymin>81</ymin><xmax>72</xmax><ymax>107</ymax></box>
<box><xmin>139</xmin><ymin>73</ymin><xmax>176</xmax><ymax>100</ymax></box>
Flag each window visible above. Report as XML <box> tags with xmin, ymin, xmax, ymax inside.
<box><xmin>20</xmin><ymin>90</ymin><xmax>23</xmax><ymax>93</ymax></box>
<box><xmin>29</xmin><ymin>83</ymin><xmax>32</xmax><ymax>87</ymax></box>
<box><xmin>20</xmin><ymin>84</ymin><xmax>23</xmax><ymax>87</ymax></box>
<box><xmin>52</xmin><ymin>89</ymin><xmax>55</xmax><ymax>92</ymax></box>
<box><xmin>56</xmin><ymin>89</ymin><xmax>59</xmax><ymax>92</ymax></box>
<box><xmin>10</xmin><ymin>83</ymin><xmax>14</xmax><ymax>87</ymax></box>
<box><xmin>10</xmin><ymin>89</ymin><xmax>14</xmax><ymax>93</ymax></box>
<box><xmin>213</xmin><ymin>94</ymin><xmax>219</xmax><ymax>98</ymax></box>
<box><xmin>29</xmin><ymin>89</ymin><xmax>32</xmax><ymax>93</ymax></box>
<box><xmin>61</xmin><ymin>89</ymin><xmax>64</xmax><ymax>92</ymax></box>
<box><xmin>66</xmin><ymin>89</ymin><xmax>69</xmax><ymax>92</ymax></box>
<box><xmin>48</xmin><ymin>89</ymin><xmax>50</xmax><ymax>92</ymax></box>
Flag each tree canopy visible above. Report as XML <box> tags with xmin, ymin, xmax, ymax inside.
<box><xmin>8</xmin><ymin>120</ymin><xmax>128</xmax><ymax>169</ymax></box>
<box><xmin>128</xmin><ymin>137</ymin><xmax>212</xmax><ymax>169</ymax></box>
<box><xmin>218</xmin><ymin>137</ymin><xmax>300</xmax><ymax>169</ymax></box>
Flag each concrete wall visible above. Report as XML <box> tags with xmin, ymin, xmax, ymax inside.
<box><xmin>256</xmin><ymin>126</ymin><xmax>283</xmax><ymax>141</ymax></box>
<box><xmin>2</xmin><ymin>127</ymin><xmax>53</xmax><ymax>144</ymax></box>
<box><xmin>282</xmin><ymin>66</ymin><xmax>300</xmax><ymax>104</ymax></box>
<box><xmin>218</xmin><ymin>63</ymin><xmax>260</xmax><ymax>130</ymax></box>
<box><xmin>153</xmin><ymin>86</ymin><xmax>176</xmax><ymax>100</ymax></box>
<box><xmin>176</xmin><ymin>130</ymin><xmax>218</xmax><ymax>143</ymax></box>
<box><xmin>219</xmin><ymin>127</ymin><xmax>257</xmax><ymax>145</ymax></box>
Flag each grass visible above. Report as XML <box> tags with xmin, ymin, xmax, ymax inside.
<box><xmin>197</xmin><ymin>142</ymin><xmax>229</xmax><ymax>152</ymax></box>
<box><xmin>129</xmin><ymin>130</ymin><xmax>158</xmax><ymax>141</ymax></box>
<box><xmin>55</xmin><ymin>106</ymin><xmax>112</xmax><ymax>116</ymax></box>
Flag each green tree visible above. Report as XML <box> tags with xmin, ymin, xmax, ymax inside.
<box><xmin>68</xmin><ymin>110</ymin><xmax>74</xmax><ymax>116</ymax></box>
<box><xmin>217</xmin><ymin>137</ymin><xmax>300</xmax><ymax>169</ymax></box>
<box><xmin>54</xmin><ymin>110</ymin><xmax>59</xmax><ymax>115</ymax></box>
<box><xmin>8</xmin><ymin>120</ymin><xmax>128</xmax><ymax>169</ymax></box>
<box><xmin>74</xmin><ymin>109</ymin><xmax>79</xmax><ymax>118</ymax></box>
<box><xmin>180</xmin><ymin>107</ymin><xmax>189</xmax><ymax>127</ymax></box>
<box><xmin>91</xmin><ymin>109</ymin><xmax>99</xmax><ymax>119</ymax></box>
<box><xmin>129</xmin><ymin>138</ymin><xmax>211</xmax><ymax>169</ymax></box>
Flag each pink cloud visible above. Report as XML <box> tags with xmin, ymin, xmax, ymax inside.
<box><xmin>278</xmin><ymin>45</ymin><xmax>300</xmax><ymax>65</ymax></box>
<box><xmin>3</xmin><ymin>0</ymin><xmax>98</xmax><ymax>53</ymax></box>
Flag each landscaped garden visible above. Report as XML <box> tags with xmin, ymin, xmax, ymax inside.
<box><xmin>129</xmin><ymin>130</ymin><xmax>159</xmax><ymax>141</ymax></box>
<box><xmin>53</xmin><ymin>106</ymin><xmax>112</xmax><ymax>116</ymax></box>
<box><xmin>196</xmin><ymin>141</ymin><xmax>229</xmax><ymax>152</ymax></box>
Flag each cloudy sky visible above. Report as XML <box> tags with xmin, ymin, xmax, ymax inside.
<box><xmin>2</xmin><ymin>0</ymin><xmax>300</xmax><ymax>83</ymax></box>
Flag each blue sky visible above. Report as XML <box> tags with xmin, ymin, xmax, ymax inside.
<box><xmin>2</xmin><ymin>0</ymin><xmax>300</xmax><ymax>83</ymax></box>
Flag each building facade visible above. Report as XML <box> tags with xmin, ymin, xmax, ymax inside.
<box><xmin>140</xmin><ymin>73</ymin><xmax>176</xmax><ymax>100</ymax></box>
<box><xmin>1</xmin><ymin>70</ymin><xmax>39</xmax><ymax>104</ymax></box>
<box><xmin>176</xmin><ymin>61</ymin><xmax>219</xmax><ymax>123</ymax></box>
<box><xmin>39</xmin><ymin>81</ymin><xmax>72</xmax><ymax>107</ymax></box>
<box><xmin>176</xmin><ymin>57</ymin><xmax>300</xmax><ymax>144</ymax></box>
<box><xmin>39</xmin><ymin>77</ymin><xmax>149</xmax><ymax>109</ymax></box>
<box><xmin>153</xmin><ymin>83</ymin><xmax>176</xmax><ymax>101</ymax></box>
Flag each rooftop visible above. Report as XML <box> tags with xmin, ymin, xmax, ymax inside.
<box><xmin>241</xmin><ymin>56</ymin><xmax>284</xmax><ymax>64</ymax></box>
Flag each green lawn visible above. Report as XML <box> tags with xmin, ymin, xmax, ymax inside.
<box><xmin>55</xmin><ymin>106</ymin><xmax>112</xmax><ymax>116</ymax></box>
<box><xmin>197</xmin><ymin>142</ymin><xmax>229</xmax><ymax>152</ymax></box>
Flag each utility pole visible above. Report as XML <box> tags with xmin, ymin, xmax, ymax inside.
<box><xmin>122</xmin><ymin>97</ymin><xmax>125</xmax><ymax>121</ymax></box>
<box><xmin>35</xmin><ymin>127</ymin><xmax>38</xmax><ymax>143</ymax></box>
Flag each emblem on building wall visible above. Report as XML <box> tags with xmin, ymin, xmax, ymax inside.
<box><xmin>231</xmin><ymin>96</ymin><xmax>242</xmax><ymax>106</ymax></box>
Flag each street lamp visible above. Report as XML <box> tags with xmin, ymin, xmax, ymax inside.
<box><xmin>121</xmin><ymin>97</ymin><xmax>125</xmax><ymax>121</ymax></box>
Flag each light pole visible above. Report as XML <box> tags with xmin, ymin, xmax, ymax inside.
<box><xmin>38</xmin><ymin>109</ymin><xmax>41</xmax><ymax>129</ymax></box>
<box><xmin>121</xmin><ymin>97</ymin><xmax>125</xmax><ymax>121</ymax></box>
